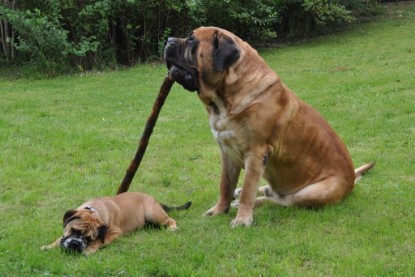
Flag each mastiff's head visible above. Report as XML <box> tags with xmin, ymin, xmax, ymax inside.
<box><xmin>59</xmin><ymin>207</ymin><xmax>107</xmax><ymax>253</ymax></box>
<box><xmin>164</xmin><ymin>27</ymin><xmax>241</xmax><ymax>92</ymax></box>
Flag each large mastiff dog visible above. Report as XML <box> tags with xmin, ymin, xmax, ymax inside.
<box><xmin>164</xmin><ymin>27</ymin><xmax>374</xmax><ymax>227</ymax></box>
<box><xmin>41</xmin><ymin>192</ymin><xmax>191</xmax><ymax>254</ymax></box>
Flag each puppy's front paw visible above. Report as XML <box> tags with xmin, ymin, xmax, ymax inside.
<box><xmin>40</xmin><ymin>245</ymin><xmax>51</xmax><ymax>251</ymax></box>
<box><xmin>230</xmin><ymin>215</ymin><xmax>253</xmax><ymax>228</ymax></box>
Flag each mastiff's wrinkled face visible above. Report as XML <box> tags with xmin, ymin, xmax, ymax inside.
<box><xmin>60</xmin><ymin>208</ymin><xmax>107</xmax><ymax>253</ymax></box>
<box><xmin>163</xmin><ymin>27</ymin><xmax>241</xmax><ymax>93</ymax></box>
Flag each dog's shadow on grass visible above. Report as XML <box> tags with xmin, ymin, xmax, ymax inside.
<box><xmin>143</xmin><ymin>222</ymin><xmax>164</xmax><ymax>231</ymax></box>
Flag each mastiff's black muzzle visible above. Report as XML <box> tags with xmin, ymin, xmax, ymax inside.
<box><xmin>164</xmin><ymin>37</ymin><xmax>199</xmax><ymax>92</ymax></box>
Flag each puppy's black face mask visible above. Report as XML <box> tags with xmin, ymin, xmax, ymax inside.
<box><xmin>60</xmin><ymin>235</ymin><xmax>88</xmax><ymax>253</ymax></box>
<box><xmin>164</xmin><ymin>34</ymin><xmax>199</xmax><ymax>92</ymax></box>
<box><xmin>60</xmin><ymin>225</ymin><xmax>107</xmax><ymax>254</ymax></box>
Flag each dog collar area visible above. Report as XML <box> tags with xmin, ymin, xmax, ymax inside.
<box><xmin>84</xmin><ymin>206</ymin><xmax>99</xmax><ymax>215</ymax></box>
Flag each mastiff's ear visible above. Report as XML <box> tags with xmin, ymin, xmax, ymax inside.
<box><xmin>63</xmin><ymin>209</ymin><xmax>78</xmax><ymax>227</ymax></box>
<box><xmin>213</xmin><ymin>32</ymin><xmax>240</xmax><ymax>72</ymax></box>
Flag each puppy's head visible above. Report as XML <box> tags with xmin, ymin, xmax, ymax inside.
<box><xmin>163</xmin><ymin>27</ymin><xmax>241</xmax><ymax>92</ymax></box>
<box><xmin>60</xmin><ymin>208</ymin><xmax>107</xmax><ymax>253</ymax></box>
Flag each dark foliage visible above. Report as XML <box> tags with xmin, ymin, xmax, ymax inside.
<box><xmin>0</xmin><ymin>0</ymin><xmax>389</xmax><ymax>74</ymax></box>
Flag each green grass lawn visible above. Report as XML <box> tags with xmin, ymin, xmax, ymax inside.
<box><xmin>1</xmin><ymin>2</ymin><xmax>414</xmax><ymax>276</ymax></box>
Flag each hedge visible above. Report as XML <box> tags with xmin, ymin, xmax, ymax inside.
<box><xmin>0</xmin><ymin>0</ymin><xmax>392</xmax><ymax>73</ymax></box>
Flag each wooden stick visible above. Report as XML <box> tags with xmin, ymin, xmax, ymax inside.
<box><xmin>116</xmin><ymin>76</ymin><xmax>175</xmax><ymax>195</ymax></box>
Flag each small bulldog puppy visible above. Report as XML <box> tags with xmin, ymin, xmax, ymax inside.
<box><xmin>41</xmin><ymin>192</ymin><xmax>191</xmax><ymax>255</ymax></box>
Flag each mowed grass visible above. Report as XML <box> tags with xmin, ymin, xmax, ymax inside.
<box><xmin>1</xmin><ymin>2</ymin><xmax>414</xmax><ymax>276</ymax></box>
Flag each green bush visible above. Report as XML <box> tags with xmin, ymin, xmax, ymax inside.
<box><xmin>302</xmin><ymin>0</ymin><xmax>354</xmax><ymax>26</ymax></box>
<box><xmin>187</xmin><ymin>0</ymin><xmax>278</xmax><ymax>45</ymax></box>
<box><xmin>0</xmin><ymin>6</ymin><xmax>69</xmax><ymax>73</ymax></box>
<box><xmin>0</xmin><ymin>4</ymin><xmax>98</xmax><ymax>75</ymax></box>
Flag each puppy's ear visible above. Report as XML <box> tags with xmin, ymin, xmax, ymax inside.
<box><xmin>97</xmin><ymin>225</ymin><xmax>108</xmax><ymax>243</ymax></box>
<box><xmin>213</xmin><ymin>32</ymin><xmax>240</xmax><ymax>72</ymax></box>
<box><xmin>63</xmin><ymin>209</ymin><xmax>78</xmax><ymax>227</ymax></box>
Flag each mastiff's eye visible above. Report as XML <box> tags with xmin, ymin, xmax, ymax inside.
<box><xmin>187</xmin><ymin>35</ymin><xmax>195</xmax><ymax>44</ymax></box>
<box><xmin>187</xmin><ymin>35</ymin><xmax>198</xmax><ymax>55</ymax></box>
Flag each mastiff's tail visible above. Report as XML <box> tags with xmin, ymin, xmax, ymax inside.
<box><xmin>354</xmin><ymin>162</ymin><xmax>375</xmax><ymax>183</ymax></box>
<box><xmin>161</xmin><ymin>201</ymin><xmax>192</xmax><ymax>212</ymax></box>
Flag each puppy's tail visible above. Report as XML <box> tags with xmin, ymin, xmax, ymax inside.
<box><xmin>161</xmin><ymin>201</ymin><xmax>192</xmax><ymax>212</ymax></box>
<box><xmin>354</xmin><ymin>162</ymin><xmax>375</xmax><ymax>183</ymax></box>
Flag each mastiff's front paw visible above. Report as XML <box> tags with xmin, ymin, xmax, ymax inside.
<box><xmin>230</xmin><ymin>214</ymin><xmax>253</xmax><ymax>228</ymax></box>
<box><xmin>203</xmin><ymin>203</ymin><xmax>230</xmax><ymax>217</ymax></box>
